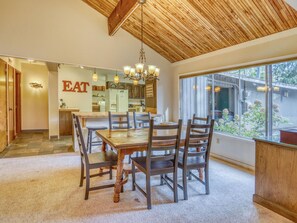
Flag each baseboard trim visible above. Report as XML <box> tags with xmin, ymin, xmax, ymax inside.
<box><xmin>210</xmin><ymin>153</ymin><xmax>255</xmax><ymax>171</ymax></box>
<box><xmin>253</xmin><ymin>194</ymin><xmax>297</xmax><ymax>222</ymax></box>
<box><xmin>49</xmin><ymin>135</ymin><xmax>59</xmax><ymax>140</ymax></box>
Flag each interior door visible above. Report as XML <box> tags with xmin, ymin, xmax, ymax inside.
<box><xmin>7</xmin><ymin>65</ymin><xmax>15</xmax><ymax>143</ymax></box>
<box><xmin>0</xmin><ymin>59</ymin><xmax>7</xmax><ymax>152</ymax></box>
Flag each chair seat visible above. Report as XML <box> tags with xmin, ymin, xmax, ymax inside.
<box><xmin>86</xmin><ymin>126</ymin><xmax>107</xmax><ymax>131</ymax></box>
<box><xmin>178</xmin><ymin>155</ymin><xmax>206</xmax><ymax>169</ymax></box>
<box><xmin>131</xmin><ymin>156</ymin><xmax>174</xmax><ymax>175</ymax></box>
<box><xmin>88</xmin><ymin>150</ymin><xmax>118</xmax><ymax>166</ymax></box>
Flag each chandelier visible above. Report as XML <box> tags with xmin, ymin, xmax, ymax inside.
<box><xmin>123</xmin><ymin>0</ymin><xmax>160</xmax><ymax>83</ymax></box>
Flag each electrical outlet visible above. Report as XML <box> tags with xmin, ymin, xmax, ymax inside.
<box><xmin>216</xmin><ymin>138</ymin><xmax>220</xmax><ymax>144</ymax></box>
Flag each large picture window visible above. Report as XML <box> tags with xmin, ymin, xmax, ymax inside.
<box><xmin>179</xmin><ymin>60</ymin><xmax>297</xmax><ymax>139</ymax></box>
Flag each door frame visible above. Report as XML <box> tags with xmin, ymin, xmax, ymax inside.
<box><xmin>15</xmin><ymin>70</ymin><xmax>21</xmax><ymax>134</ymax></box>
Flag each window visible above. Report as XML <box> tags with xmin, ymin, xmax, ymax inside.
<box><xmin>179</xmin><ymin>60</ymin><xmax>297</xmax><ymax>140</ymax></box>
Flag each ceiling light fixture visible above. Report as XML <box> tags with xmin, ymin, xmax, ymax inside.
<box><xmin>123</xmin><ymin>0</ymin><xmax>160</xmax><ymax>84</ymax></box>
<box><xmin>92</xmin><ymin>69</ymin><xmax>98</xmax><ymax>82</ymax></box>
<box><xmin>114</xmin><ymin>70</ymin><xmax>120</xmax><ymax>84</ymax></box>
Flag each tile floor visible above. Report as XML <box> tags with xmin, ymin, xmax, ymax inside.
<box><xmin>0</xmin><ymin>131</ymin><xmax>74</xmax><ymax>158</ymax></box>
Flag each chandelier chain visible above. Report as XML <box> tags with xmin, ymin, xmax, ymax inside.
<box><xmin>139</xmin><ymin>3</ymin><xmax>146</xmax><ymax>64</ymax></box>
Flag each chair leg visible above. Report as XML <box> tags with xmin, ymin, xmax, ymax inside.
<box><xmin>205</xmin><ymin>166</ymin><xmax>210</xmax><ymax>195</ymax></box>
<box><xmin>173</xmin><ymin>170</ymin><xmax>178</xmax><ymax>203</ymax></box>
<box><xmin>87</xmin><ymin>130</ymin><xmax>90</xmax><ymax>153</ymax></box>
<box><xmin>109</xmin><ymin>166</ymin><xmax>112</xmax><ymax>180</ymax></box>
<box><xmin>79</xmin><ymin>160</ymin><xmax>84</xmax><ymax>187</ymax></box>
<box><xmin>182</xmin><ymin>168</ymin><xmax>188</xmax><ymax>200</ymax></box>
<box><xmin>160</xmin><ymin>174</ymin><xmax>164</xmax><ymax>185</ymax></box>
<box><xmin>188</xmin><ymin>170</ymin><xmax>192</xmax><ymax>180</ymax></box>
<box><xmin>146</xmin><ymin>174</ymin><xmax>152</xmax><ymax>209</ymax></box>
<box><xmin>132</xmin><ymin>162</ymin><xmax>136</xmax><ymax>191</ymax></box>
<box><xmin>85</xmin><ymin>168</ymin><xmax>90</xmax><ymax>200</ymax></box>
<box><xmin>89</xmin><ymin>131</ymin><xmax>93</xmax><ymax>153</ymax></box>
<box><xmin>121</xmin><ymin>175</ymin><xmax>124</xmax><ymax>193</ymax></box>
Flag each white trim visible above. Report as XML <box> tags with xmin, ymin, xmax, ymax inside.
<box><xmin>177</xmin><ymin>53</ymin><xmax>297</xmax><ymax>77</ymax></box>
<box><xmin>210</xmin><ymin>153</ymin><xmax>255</xmax><ymax>171</ymax></box>
<box><xmin>172</xmin><ymin>27</ymin><xmax>297</xmax><ymax>67</ymax></box>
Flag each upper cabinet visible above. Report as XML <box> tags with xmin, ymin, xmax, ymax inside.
<box><xmin>106</xmin><ymin>81</ymin><xmax>145</xmax><ymax>99</ymax></box>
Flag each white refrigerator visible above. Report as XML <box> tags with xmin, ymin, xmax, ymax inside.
<box><xmin>106</xmin><ymin>89</ymin><xmax>128</xmax><ymax>112</ymax></box>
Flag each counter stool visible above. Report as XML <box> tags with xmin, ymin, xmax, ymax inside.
<box><xmin>86</xmin><ymin>126</ymin><xmax>107</xmax><ymax>153</ymax></box>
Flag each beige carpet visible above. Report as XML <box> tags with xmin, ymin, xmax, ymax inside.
<box><xmin>0</xmin><ymin>153</ymin><xmax>292</xmax><ymax>223</ymax></box>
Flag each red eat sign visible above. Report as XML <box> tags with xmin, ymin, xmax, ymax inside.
<box><xmin>62</xmin><ymin>80</ymin><xmax>90</xmax><ymax>93</ymax></box>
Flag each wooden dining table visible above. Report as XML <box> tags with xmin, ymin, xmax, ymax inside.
<box><xmin>96</xmin><ymin>127</ymin><xmax>187</xmax><ymax>203</ymax></box>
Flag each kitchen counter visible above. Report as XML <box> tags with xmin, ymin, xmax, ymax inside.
<box><xmin>59</xmin><ymin>108</ymin><xmax>80</xmax><ymax>136</ymax></box>
<box><xmin>253</xmin><ymin>138</ymin><xmax>297</xmax><ymax>222</ymax></box>
<box><xmin>253</xmin><ymin>137</ymin><xmax>297</xmax><ymax>150</ymax></box>
<box><xmin>73</xmin><ymin>111</ymin><xmax>161</xmax><ymax>120</ymax></box>
<box><xmin>59</xmin><ymin>108</ymin><xmax>80</xmax><ymax>112</ymax></box>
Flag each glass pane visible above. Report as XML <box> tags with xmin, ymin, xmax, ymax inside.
<box><xmin>213</xmin><ymin>66</ymin><xmax>266</xmax><ymax>138</ymax></box>
<box><xmin>272</xmin><ymin>60</ymin><xmax>297</xmax><ymax>140</ymax></box>
<box><xmin>179</xmin><ymin>76</ymin><xmax>211</xmax><ymax>123</ymax></box>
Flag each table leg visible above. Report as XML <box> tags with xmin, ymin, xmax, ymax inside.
<box><xmin>102</xmin><ymin>141</ymin><xmax>106</xmax><ymax>152</ymax></box>
<box><xmin>113</xmin><ymin>150</ymin><xmax>125</xmax><ymax>203</ymax></box>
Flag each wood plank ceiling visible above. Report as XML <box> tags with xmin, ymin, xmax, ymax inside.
<box><xmin>83</xmin><ymin>0</ymin><xmax>297</xmax><ymax>63</ymax></box>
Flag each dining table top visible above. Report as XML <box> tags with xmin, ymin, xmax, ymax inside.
<box><xmin>96</xmin><ymin>128</ymin><xmax>187</xmax><ymax>150</ymax></box>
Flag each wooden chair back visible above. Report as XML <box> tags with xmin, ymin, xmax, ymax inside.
<box><xmin>192</xmin><ymin>114</ymin><xmax>211</xmax><ymax>133</ymax></box>
<box><xmin>108</xmin><ymin>111</ymin><xmax>130</xmax><ymax>129</ymax></box>
<box><xmin>73</xmin><ymin>114</ymin><xmax>90</xmax><ymax>165</ymax></box>
<box><xmin>133</xmin><ymin>112</ymin><xmax>151</xmax><ymax>129</ymax></box>
<box><xmin>183</xmin><ymin>119</ymin><xmax>214</xmax><ymax>166</ymax></box>
<box><xmin>146</xmin><ymin>119</ymin><xmax>183</xmax><ymax>172</ymax></box>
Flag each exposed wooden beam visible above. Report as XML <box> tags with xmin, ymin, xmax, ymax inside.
<box><xmin>108</xmin><ymin>0</ymin><xmax>139</xmax><ymax>36</ymax></box>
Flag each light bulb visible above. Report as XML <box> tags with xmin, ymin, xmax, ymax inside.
<box><xmin>154</xmin><ymin>68</ymin><xmax>160</xmax><ymax>77</ymax></box>
<box><xmin>135</xmin><ymin>63</ymin><xmax>144</xmax><ymax>73</ymax></box>
<box><xmin>148</xmin><ymin>65</ymin><xmax>156</xmax><ymax>75</ymax></box>
<box><xmin>114</xmin><ymin>74</ymin><xmax>119</xmax><ymax>84</ymax></box>
<box><xmin>130</xmin><ymin>68</ymin><xmax>136</xmax><ymax>77</ymax></box>
<box><xmin>92</xmin><ymin>73</ymin><xmax>98</xmax><ymax>82</ymax></box>
<box><xmin>123</xmin><ymin>66</ymin><xmax>131</xmax><ymax>75</ymax></box>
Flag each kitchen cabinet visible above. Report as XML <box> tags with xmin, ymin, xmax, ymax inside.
<box><xmin>106</xmin><ymin>82</ymin><xmax>145</xmax><ymax>99</ymax></box>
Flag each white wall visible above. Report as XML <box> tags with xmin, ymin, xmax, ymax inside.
<box><xmin>21</xmin><ymin>63</ymin><xmax>49</xmax><ymax>130</ymax></box>
<box><xmin>211</xmin><ymin>133</ymin><xmax>255</xmax><ymax>170</ymax></box>
<box><xmin>58</xmin><ymin>65</ymin><xmax>92</xmax><ymax>112</ymax></box>
<box><xmin>0</xmin><ymin>0</ymin><xmax>173</xmax><ymax>119</ymax></box>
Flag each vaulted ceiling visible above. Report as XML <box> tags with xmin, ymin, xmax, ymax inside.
<box><xmin>83</xmin><ymin>0</ymin><xmax>297</xmax><ymax>63</ymax></box>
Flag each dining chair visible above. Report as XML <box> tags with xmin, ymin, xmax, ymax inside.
<box><xmin>130</xmin><ymin>111</ymin><xmax>151</xmax><ymax>161</ymax></box>
<box><xmin>131</xmin><ymin>119</ymin><xmax>183</xmax><ymax>209</ymax></box>
<box><xmin>108</xmin><ymin>111</ymin><xmax>131</xmax><ymax>129</ymax></box>
<box><xmin>187</xmin><ymin>114</ymin><xmax>211</xmax><ymax>179</ymax></box>
<box><xmin>192</xmin><ymin>114</ymin><xmax>210</xmax><ymax>125</ymax></box>
<box><xmin>133</xmin><ymin>111</ymin><xmax>151</xmax><ymax>129</ymax></box>
<box><xmin>178</xmin><ymin>119</ymin><xmax>214</xmax><ymax>200</ymax></box>
<box><xmin>86</xmin><ymin>124</ymin><xmax>107</xmax><ymax>153</ymax></box>
<box><xmin>73</xmin><ymin>114</ymin><xmax>117</xmax><ymax>200</ymax></box>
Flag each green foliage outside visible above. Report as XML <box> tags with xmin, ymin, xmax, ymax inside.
<box><xmin>214</xmin><ymin>100</ymin><xmax>288</xmax><ymax>138</ymax></box>
<box><xmin>223</xmin><ymin>61</ymin><xmax>297</xmax><ymax>86</ymax></box>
